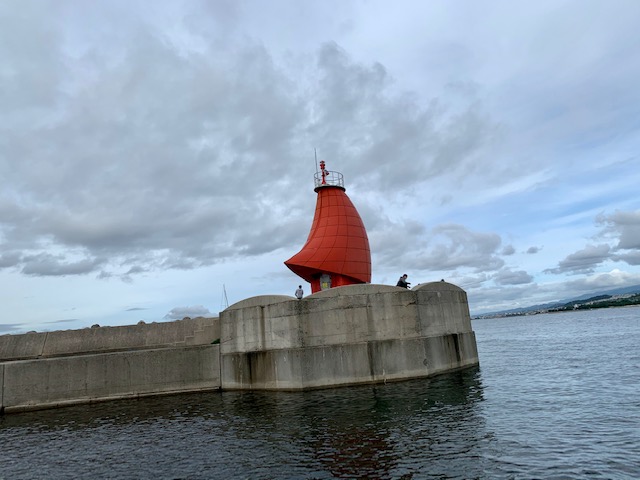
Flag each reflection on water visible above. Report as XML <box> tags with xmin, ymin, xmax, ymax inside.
<box><xmin>1</xmin><ymin>368</ymin><xmax>487</xmax><ymax>479</ymax></box>
<box><xmin>222</xmin><ymin>368</ymin><xmax>487</xmax><ymax>479</ymax></box>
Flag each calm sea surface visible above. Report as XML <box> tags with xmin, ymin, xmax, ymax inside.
<box><xmin>1</xmin><ymin>307</ymin><xmax>639</xmax><ymax>479</ymax></box>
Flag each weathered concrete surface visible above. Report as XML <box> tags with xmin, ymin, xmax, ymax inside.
<box><xmin>220</xmin><ymin>282</ymin><xmax>478</xmax><ymax>390</ymax></box>
<box><xmin>1</xmin><ymin>345</ymin><xmax>220</xmax><ymax>413</ymax></box>
<box><xmin>0</xmin><ymin>317</ymin><xmax>221</xmax><ymax>414</ymax></box>
<box><xmin>0</xmin><ymin>317</ymin><xmax>220</xmax><ymax>361</ymax></box>
<box><xmin>0</xmin><ymin>282</ymin><xmax>479</xmax><ymax>412</ymax></box>
<box><xmin>0</xmin><ymin>332</ymin><xmax>48</xmax><ymax>362</ymax></box>
<box><xmin>0</xmin><ymin>364</ymin><xmax>4</xmax><ymax>409</ymax></box>
<box><xmin>221</xmin><ymin>333</ymin><xmax>477</xmax><ymax>390</ymax></box>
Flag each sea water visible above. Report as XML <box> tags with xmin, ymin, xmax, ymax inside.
<box><xmin>1</xmin><ymin>307</ymin><xmax>639</xmax><ymax>479</ymax></box>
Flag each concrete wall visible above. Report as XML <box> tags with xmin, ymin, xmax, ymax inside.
<box><xmin>0</xmin><ymin>282</ymin><xmax>478</xmax><ymax>412</ymax></box>
<box><xmin>0</xmin><ymin>316</ymin><xmax>220</xmax><ymax>361</ymax></box>
<box><xmin>220</xmin><ymin>282</ymin><xmax>478</xmax><ymax>390</ymax></box>
<box><xmin>0</xmin><ymin>345</ymin><xmax>220</xmax><ymax>414</ymax></box>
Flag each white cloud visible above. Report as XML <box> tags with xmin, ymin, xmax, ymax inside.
<box><xmin>164</xmin><ymin>305</ymin><xmax>212</xmax><ymax>320</ymax></box>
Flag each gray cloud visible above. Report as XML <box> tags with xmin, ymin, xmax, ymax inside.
<box><xmin>368</xmin><ymin>217</ymin><xmax>426</xmax><ymax>265</ymax></box>
<box><xmin>545</xmin><ymin>244</ymin><xmax>611</xmax><ymax>275</ymax></box>
<box><xmin>164</xmin><ymin>305</ymin><xmax>212</xmax><ymax>320</ymax></box>
<box><xmin>493</xmin><ymin>268</ymin><xmax>534</xmax><ymax>286</ymax></box>
<box><xmin>467</xmin><ymin>284</ymin><xmax>539</xmax><ymax>314</ymax></box>
<box><xmin>540</xmin><ymin>209</ymin><xmax>640</xmax><ymax>277</ymax></box>
<box><xmin>0</xmin><ymin>251</ymin><xmax>22</xmax><ymax>269</ymax></box>
<box><xmin>526</xmin><ymin>246</ymin><xmax>541</xmax><ymax>254</ymax></box>
<box><xmin>1</xmin><ymin>16</ymin><xmax>498</xmax><ymax>281</ymax></box>
<box><xmin>21</xmin><ymin>254</ymin><xmax>105</xmax><ymax>276</ymax></box>
<box><xmin>546</xmin><ymin>210</ymin><xmax>640</xmax><ymax>273</ymax></box>
<box><xmin>563</xmin><ymin>270</ymin><xmax>640</xmax><ymax>293</ymax></box>
<box><xmin>369</xmin><ymin>219</ymin><xmax>506</xmax><ymax>276</ymax></box>
<box><xmin>311</xmin><ymin>43</ymin><xmax>502</xmax><ymax>194</ymax></box>
<box><xmin>597</xmin><ymin>210</ymin><xmax>640</xmax><ymax>251</ymax></box>
<box><xmin>501</xmin><ymin>245</ymin><xmax>516</xmax><ymax>256</ymax></box>
<box><xmin>413</xmin><ymin>224</ymin><xmax>504</xmax><ymax>273</ymax></box>
<box><xmin>449</xmin><ymin>273</ymin><xmax>489</xmax><ymax>290</ymax></box>
<box><xmin>1</xmin><ymin>17</ymin><xmax>309</xmax><ymax>278</ymax></box>
<box><xmin>45</xmin><ymin>319</ymin><xmax>79</xmax><ymax>324</ymax></box>
<box><xmin>613</xmin><ymin>251</ymin><xmax>640</xmax><ymax>266</ymax></box>
<box><xmin>539</xmin><ymin>209</ymin><xmax>640</xmax><ymax>278</ymax></box>
<box><xmin>0</xmin><ymin>323</ymin><xmax>25</xmax><ymax>334</ymax></box>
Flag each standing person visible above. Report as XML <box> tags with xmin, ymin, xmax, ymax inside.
<box><xmin>396</xmin><ymin>274</ymin><xmax>410</xmax><ymax>288</ymax></box>
<box><xmin>295</xmin><ymin>285</ymin><xmax>304</xmax><ymax>299</ymax></box>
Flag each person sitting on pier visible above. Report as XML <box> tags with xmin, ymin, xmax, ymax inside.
<box><xmin>396</xmin><ymin>274</ymin><xmax>410</xmax><ymax>288</ymax></box>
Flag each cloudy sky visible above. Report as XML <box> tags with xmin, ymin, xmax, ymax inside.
<box><xmin>2</xmin><ymin>0</ymin><xmax>639</xmax><ymax>333</ymax></box>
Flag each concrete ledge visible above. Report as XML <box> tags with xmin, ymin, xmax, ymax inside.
<box><xmin>1</xmin><ymin>345</ymin><xmax>220</xmax><ymax>413</ymax></box>
<box><xmin>0</xmin><ymin>332</ymin><xmax>48</xmax><ymax>361</ymax></box>
<box><xmin>0</xmin><ymin>364</ymin><xmax>4</xmax><ymax>410</ymax></box>
<box><xmin>413</xmin><ymin>281</ymin><xmax>466</xmax><ymax>292</ymax></box>
<box><xmin>227</xmin><ymin>295</ymin><xmax>294</xmax><ymax>310</ymax></box>
<box><xmin>0</xmin><ymin>317</ymin><xmax>220</xmax><ymax>361</ymax></box>
<box><xmin>309</xmin><ymin>284</ymin><xmax>401</xmax><ymax>298</ymax></box>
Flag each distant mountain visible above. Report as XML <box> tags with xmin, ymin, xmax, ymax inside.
<box><xmin>569</xmin><ymin>284</ymin><xmax>640</xmax><ymax>300</ymax></box>
<box><xmin>474</xmin><ymin>284</ymin><xmax>640</xmax><ymax>318</ymax></box>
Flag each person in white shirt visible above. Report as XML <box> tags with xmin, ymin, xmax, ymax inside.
<box><xmin>295</xmin><ymin>285</ymin><xmax>304</xmax><ymax>299</ymax></box>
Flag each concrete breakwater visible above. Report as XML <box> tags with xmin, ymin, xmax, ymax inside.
<box><xmin>0</xmin><ymin>282</ymin><xmax>478</xmax><ymax>414</ymax></box>
<box><xmin>0</xmin><ymin>317</ymin><xmax>221</xmax><ymax>414</ymax></box>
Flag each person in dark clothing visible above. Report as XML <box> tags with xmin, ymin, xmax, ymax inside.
<box><xmin>396</xmin><ymin>274</ymin><xmax>410</xmax><ymax>288</ymax></box>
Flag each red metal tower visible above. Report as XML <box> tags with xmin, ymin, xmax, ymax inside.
<box><xmin>285</xmin><ymin>161</ymin><xmax>371</xmax><ymax>293</ymax></box>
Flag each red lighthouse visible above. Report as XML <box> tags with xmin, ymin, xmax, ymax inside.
<box><xmin>285</xmin><ymin>161</ymin><xmax>371</xmax><ymax>293</ymax></box>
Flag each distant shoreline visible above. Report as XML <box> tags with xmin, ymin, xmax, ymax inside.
<box><xmin>473</xmin><ymin>296</ymin><xmax>640</xmax><ymax>320</ymax></box>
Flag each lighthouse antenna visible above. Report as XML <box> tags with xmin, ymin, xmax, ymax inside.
<box><xmin>314</xmin><ymin>148</ymin><xmax>319</xmax><ymax>173</ymax></box>
<box><xmin>221</xmin><ymin>284</ymin><xmax>229</xmax><ymax>309</ymax></box>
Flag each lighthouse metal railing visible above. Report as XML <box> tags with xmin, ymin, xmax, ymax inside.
<box><xmin>314</xmin><ymin>170</ymin><xmax>345</xmax><ymax>189</ymax></box>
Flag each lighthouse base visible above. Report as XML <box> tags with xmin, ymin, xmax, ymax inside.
<box><xmin>220</xmin><ymin>282</ymin><xmax>479</xmax><ymax>390</ymax></box>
